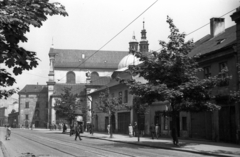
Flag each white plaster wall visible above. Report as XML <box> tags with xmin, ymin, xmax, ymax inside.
<box><xmin>54</xmin><ymin>69</ymin><xmax>113</xmax><ymax>84</ymax></box>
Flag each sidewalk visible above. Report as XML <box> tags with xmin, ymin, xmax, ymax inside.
<box><xmin>80</xmin><ymin>131</ymin><xmax>240</xmax><ymax>157</ymax></box>
<box><xmin>5</xmin><ymin>128</ymin><xmax>240</xmax><ymax>157</ymax></box>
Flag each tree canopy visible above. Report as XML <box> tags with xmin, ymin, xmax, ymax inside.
<box><xmin>95</xmin><ymin>88</ymin><xmax>130</xmax><ymax>137</ymax></box>
<box><xmin>120</xmin><ymin>16</ymin><xmax>228</xmax><ymax>143</ymax></box>
<box><xmin>121</xmin><ymin>16</ymin><xmax>225</xmax><ymax>113</ymax></box>
<box><xmin>54</xmin><ymin>87</ymin><xmax>86</xmax><ymax>124</ymax></box>
<box><xmin>0</xmin><ymin>0</ymin><xmax>68</xmax><ymax>99</ymax></box>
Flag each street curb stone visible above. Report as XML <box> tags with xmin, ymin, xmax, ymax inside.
<box><xmin>0</xmin><ymin>141</ymin><xmax>9</xmax><ymax>157</ymax></box>
<box><xmin>81</xmin><ymin>134</ymin><xmax>234</xmax><ymax>157</ymax></box>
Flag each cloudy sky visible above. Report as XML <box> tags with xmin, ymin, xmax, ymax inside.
<box><xmin>5</xmin><ymin>0</ymin><xmax>239</xmax><ymax>99</ymax></box>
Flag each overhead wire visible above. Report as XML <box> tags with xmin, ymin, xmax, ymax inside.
<box><xmin>57</xmin><ymin>0</ymin><xmax>159</xmax><ymax>82</ymax></box>
<box><xmin>12</xmin><ymin>6</ymin><xmax>237</xmax><ymax>89</ymax></box>
<box><xmin>186</xmin><ymin>8</ymin><xmax>236</xmax><ymax>36</ymax></box>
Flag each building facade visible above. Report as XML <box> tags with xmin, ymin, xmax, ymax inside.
<box><xmin>88</xmin><ymin>22</ymin><xmax>173</xmax><ymax>135</ymax></box>
<box><xmin>18</xmin><ymin>85</ymin><xmax>48</xmax><ymax>128</ymax></box>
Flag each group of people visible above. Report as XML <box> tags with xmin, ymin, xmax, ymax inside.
<box><xmin>150</xmin><ymin>123</ymin><xmax>160</xmax><ymax>139</ymax></box>
<box><xmin>128</xmin><ymin>123</ymin><xmax>161</xmax><ymax>139</ymax></box>
<box><xmin>128</xmin><ymin>122</ymin><xmax>139</xmax><ymax>137</ymax></box>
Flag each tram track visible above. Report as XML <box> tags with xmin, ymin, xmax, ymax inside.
<box><xmin>14</xmin><ymin>131</ymin><xmax>137</xmax><ymax>157</ymax></box>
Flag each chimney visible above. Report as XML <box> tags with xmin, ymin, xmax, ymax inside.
<box><xmin>210</xmin><ymin>18</ymin><xmax>225</xmax><ymax>37</ymax></box>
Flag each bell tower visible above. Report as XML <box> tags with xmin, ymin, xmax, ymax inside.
<box><xmin>139</xmin><ymin>21</ymin><xmax>149</xmax><ymax>54</ymax></box>
<box><xmin>129</xmin><ymin>32</ymin><xmax>138</xmax><ymax>54</ymax></box>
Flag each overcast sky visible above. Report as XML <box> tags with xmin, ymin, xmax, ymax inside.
<box><xmin>5</xmin><ymin>0</ymin><xmax>239</xmax><ymax>99</ymax></box>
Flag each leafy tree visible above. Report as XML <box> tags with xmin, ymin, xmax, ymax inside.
<box><xmin>132</xmin><ymin>96</ymin><xmax>148</xmax><ymax>142</ymax></box>
<box><xmin>120</xmin><ymin>16</ymin><xmax>226</xmax><ymax>144</ymax></box>
<box><xmin>95</xmin><ymin>88</ymin><xmax>130</xmax><ymax>138</ymax></box>
<box><xmin>0</xmin><ymin>0</ymin><xmax>68</xmax><ymax>99</ymax></box>
<box><xmin>54</xmin><ymin>87</ymin><xmax>86</xmax><ymax>125</ymax></box>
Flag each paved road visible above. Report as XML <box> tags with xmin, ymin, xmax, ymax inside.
<box><xmin>0</xmin><ymin>128</ymin><xmax>216</xmax><ymax>157</ymax></box>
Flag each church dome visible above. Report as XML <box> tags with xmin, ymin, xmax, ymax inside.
<box><xmin>118</xmin><ymin>53</ymin><xmax>142</xmax><ymax>69</ymax></box>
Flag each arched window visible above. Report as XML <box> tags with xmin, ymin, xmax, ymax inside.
<box><xmin>91</xmin><ymin>71</ymin><xmax>99</xmax><ymax>81</ymax></box>
<box><xmin>67</xmin><ymin>71</ymin><xmax>76</xmax><ymax>84</ymax></box>
<box><xmin>35</xmin><ymin>110</ymin><xmax>40</xmax><ymax>118</ymax></box>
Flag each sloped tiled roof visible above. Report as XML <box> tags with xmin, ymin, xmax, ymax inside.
<box><xmin>49</xmin><ymin>48</ymin><xmax>128</xmax><ymax>69</ymax></box>
<box><xmin>18</xmin><ymin>85</ymin><xmax>48</xmax><ymax>94</ymax></box>
<box><xmin>89</xmin><ymin>76</ymin><xmax>111</xmax><ymax>86</ymax></box>
<box><xmin>189</xmin><ymin>25</ymin><xmax>236</xmax><ymax>57</ymax></box>
<box><xmin>52</xmin><ymin>84</ymin><xmax>86</xmax><ymax>96</ymax></box>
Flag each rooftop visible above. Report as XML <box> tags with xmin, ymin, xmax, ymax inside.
<box><xmin>18</xmin><ymin>85</ymin><xmax>48</xmax><ymax>94</ymax></box>
<box><xmin>49</xmin><ymin>48</ymin><xmax>128</xmax><ymax>69</ymax></box>
<box><xmin>189</xmin><ymin>25</ymin><xmax>236</xmax><ymax>57</ymax></box>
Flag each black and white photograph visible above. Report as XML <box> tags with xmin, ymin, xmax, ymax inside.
<box><xmin>0</xmin><ymin>0</ymin><xmax>240</xmax><ymax>156</ymax></box>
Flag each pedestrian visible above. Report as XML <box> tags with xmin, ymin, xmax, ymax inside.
<box><xmin>90</xmin><ymin>124</ymin><xmax>94</xmax><ymax>135</ymax></box>
<box><xmin>63</xmin><ymin>123</ymin><xmax>67</xmax><ymax>133</ymax></box>
<box><xmin>70</xmin><ymin>122</ymin><xmax>76</xmax><ymax>136</ymax></box>
<box><xmin>150</xmin><ymin>123</ymin><xmax>155</xmax><ymax>139</ymax></box>
<box><xmin>107</xmin><ymin>124</ymin><xmax>110</xmax><ymax>134</ymax></box>
<box><xmin>128</xmin><ymin>123</ymin><xmax>133</xmax><ymax>137</ymax></box>
<box><xmin>5</xmin><ymin>125</ymin><xmax>11</xmax><ymax>140</ymax></box>
<box><xmin>171</xmin><ymin>128</ymin><xmax>179</xmax><ymax>146</ymax></box>
<box><xmin>75</xmin><ymin>124</ymin><xmax>82</xmax><ymax>141</ymax></box>
<box><xmin>133</xmin><ymin>122</ymin><xmax>138</xmax><ymax>137</ymax></box>
<box><xmin>155</xmin><ymin>123</ymin><xmax>159</xmax><ymax>139</ymax></box>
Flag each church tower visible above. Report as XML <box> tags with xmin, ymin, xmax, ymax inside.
<box><xmin>129</xmin><ymin>32</ymin><xmax>138</xmax><ymax>54</ymax></box>
<box><xmin>47</xmin><ymin>44</ymin><xmax>56</xmax><ymax>125</ymax></box>
<box><xmin>139</xmin><ymin>21</ymin><xmax>149</xmax><ymax>54</ymax></box>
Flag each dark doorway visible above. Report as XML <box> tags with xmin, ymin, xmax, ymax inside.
<box><xmin>35</xmin><ymin>121</ymin><xmax>39</xmax><ymax>128</ymax></box>
<box><xmin>219</xmin><ymin>105</ymin><xmax>236</xmax><ymax>143</ymax></box>
<box><xmin>118</xmin><ymin>112</ymin><xmax>130</xmax><ymax>134</ymax></box>
<box><xmin>105</xmin><ymin>114</ymin><xmax>116</xmax><ymax>133</ymax></box>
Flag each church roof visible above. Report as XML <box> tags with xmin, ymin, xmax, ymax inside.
<box><xmin>18</xmin><ymin>85</ymin><xmax>48</xmax><ymax>94</ymax></box>
<box><xmin>52</xmin><ymin>84</ymin><xmax>86</xmax><ymax>96</ymax></box>
<box><xmin>89</xmin><ymin>76</ymin><xmax>111</xmax><ymax>86</ymax></box>
<box><xmin>189</xmin><ymin>25</ymin><xmax>236</xmax><ymax>57</ymax></box>
<box><xmin>49</xmin><ymin>48</ymin><xmax>128</xmax><ymax>69</ymax></box>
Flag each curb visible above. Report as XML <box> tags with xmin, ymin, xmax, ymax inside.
<box><xmin>81</xmin><ymin>134</ymin><xmax>234</xmax><ymax>157</ymax></box>
<box><xmin>0</xmin><ymin>141</ymin><xmax>9</xmax><ymax>157</ymax></box>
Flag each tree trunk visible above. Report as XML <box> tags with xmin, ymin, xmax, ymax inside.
<box><xmin>109</xmin><ymin>111</ymin><xmax>113</xmax><ymax>138</ymax></box>
<box><xmin>137</xmin><ymin>114</ymin><xmax>140</xmax><ymax>142</ymax></box>
<box><xmin>171</xmin><ymin>110</ymin><xmax>179</xmax><ymax>145</ymax></box>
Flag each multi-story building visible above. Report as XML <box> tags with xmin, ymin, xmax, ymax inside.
<box><xmin>18</xmin><ymin>85</ymin><xmax>48</xmax><ymax>128</ymax></box>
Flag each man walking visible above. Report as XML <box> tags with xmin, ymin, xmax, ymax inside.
<box><xmin>75</xmin><ymin>123</ymin><xmax>82</xmax><ymax>141</ymax></box>
<box><xmin>150</xmin><ymin>123</ymin><xmax>155</xmax><ymax>139</ymax></box>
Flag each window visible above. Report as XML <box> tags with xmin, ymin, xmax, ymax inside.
<box><xmin>91</xmin><ymin>71</ymin><xmax>99</xmax><ymax>81</ymax></box>
<box><xmin>164</xmin><ymin>116</ymin><xmax>169</xmax><ymax>130</ymax></box>
<box><xmin>118</xmin><ymin>91</ymin><xmax>122</xmax><ymax>104</ymax></box>
<box><xmin>25</xmin><ymin>102</ymin><xmax>29</xmax><ymax>108</ymax></box>
<box><xmin>66</xmin><ymin>71</ymin><xmax>76</xmax><ymax>84</ymax></box>
<box><xmin>124</xmin><ymin>90</ymin><xmax>128</xmax><ymax>103</ymax></box>
<box><xmin>111</xmin><ymin>92</ymin><xmax>115</xmax><ymax>98</ymax></box>
<box><xmin>25</xmin><ymin>114</ymin><xmax>29</xmax><ymax>120</ymax></box>
<box><xmin>35</xmin><ymin>110</ymin><xmax>39</xmax><ymax>118</ymax></box>
<box><xmin>36</xmin><ymin>102</ymin><xmax>39</xmax><ymax>108</ymax></box>
<box><xmin>182</xmin><ymin>117</ymin><xmax>187</xmax><ymax>131</ymax></box>
<box><xmin>219</xmin><ymin>62</ymin><xmax>229</xmax><ymax>86</ymax></box>
<box><xmin>26</xmin><ymin>94</ymin><xmax>28</xmax><ymax>98</ymax></box>
<box><xmin>203</xmin><ymin>66</ymin><xmax>211</xmax><ymax>78</ymax></box>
